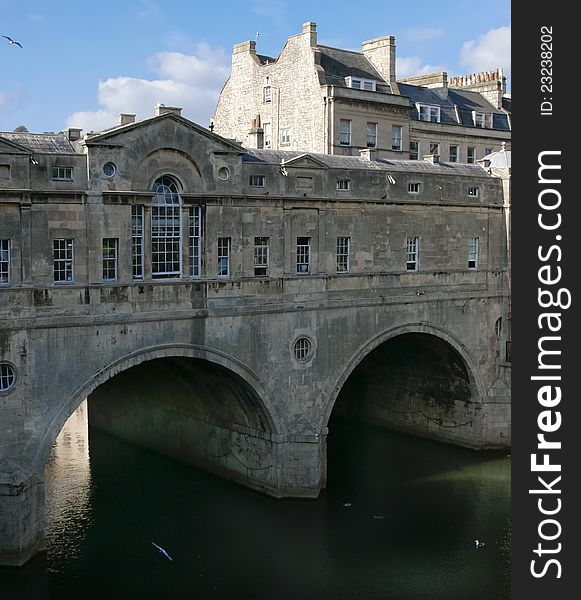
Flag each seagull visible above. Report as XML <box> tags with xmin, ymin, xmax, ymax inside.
<box><xmin>152</xmin><ymin>541</ymin><xmax>174</xmax><ymax>561</ymax></box>
<box><xmin>474</xmin><ymin>539</ymin><xmax>486</xmax><ymax>548</ymax></box>
<box><xmin>341</xmin><ymin>501</ymin><xmax>352</xmax><ymax>508</ymax></box>
<box><xmin>2</xmin><ymin>35</ymin><xmax>22</xmax><ymax>48</ymax></box>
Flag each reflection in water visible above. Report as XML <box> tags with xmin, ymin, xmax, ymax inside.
<box><xmin>4</xmin><ymin>406</ymin><xmax>510</xmax><ymax>599</ymax></box>
<box><xmin>44</xmin><ymin>400</ymin><xmax>93</xmax><ymax>567</ymax></box>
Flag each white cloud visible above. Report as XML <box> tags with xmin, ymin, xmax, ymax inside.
<box><xmin>460</xmin><ymin>25</ymin><xmax>511</xmax><ymax>74</ymax></box>
<box><xmin>65</xmin><ymin>44</ymin><xmax>229</xmax><ymax>133</ymax></box>
<box><xmin>396</xmin><ymin>56</ymin><xmax>446</xmax><ymax>79</ymax></box>
<box><xmin>403</xmin><ymin>27</ymin><xmax>444</xmax><ymax>42</ymax></box>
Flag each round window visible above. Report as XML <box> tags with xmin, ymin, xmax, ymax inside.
<box><xmin>0</xmin><ymin>363</ymin><xmax>16</xmax><ymax>392</ymax></box>
<box><xmin>218</xmin><ymin>167</ymin><xmax>230</xmax><ymax>181</ymax></box>
<box><xmin>293</xmin><ymin>337</ymin><xmax>312</xmax><ymax>363</ymax></box>
<box><xmin>103</xmin><ymin>162</ymin><xmax>117</xmax><ymax>177</ymax></box>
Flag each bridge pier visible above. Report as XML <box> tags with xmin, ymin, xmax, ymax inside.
<box><xmin>0</xmin><ymin>463</ymin><xmax>45</xmax><ymax>567</ymax></box>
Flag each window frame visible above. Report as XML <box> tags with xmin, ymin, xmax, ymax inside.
<box><xmin>249</xmin><ymin>174</ymin><xmax>266</xmax><ymax>187</ymax></box>
<box><xmin>467</xmin><ymin>147</ymin><xmax>476</xmax><ymax>163</ymax></box>
<box><xmin>254</xmin><ymin>237</ymin><xmax>269</xmax><ymax>277</ymax></box>
<box><xmin>53</xmin><ymin>238</ymin><xmax>74</xmax><ymax>283</ymax></box>
<box><xmin>217</xmin><ymin>237</ymin><xmax>231</xmax><ymax>278</ymax></box>
<box><xmin>336</xmin><ymin>236</ymin><xmax>350</xmax><ymax>274</ymax></box>
<box><xmin>391</xmin><ymin>125</ymin><xmax>403</xmax><ymax>151</ymax></box>
<box><xmin>472</xmin><ymin>111</ymin><xmax>494</xmax><ymax>128</ymax></box>
<box><xmin>345</xmin><ymin>76</ymin><xmax>377</xmax><ymax>91</ymax></box>
<box><xmin>0</xmin><ymin>239</ymin><xmax>10</xmax><ymax>285</ymax></box>
<box><xmin>409</xmin><ymin>141</ymin><xmax>419</xmax><ymax>160</ymax></box>
<box><xmin>52</xmin><ymin>166</ymin><xmax>73</xmax><ymax>181</ymax></box>
<box><xmin>336</xmin><ymin>178</ymin><xmax>351</xmax><ymax>191</ymax></box>
<box><xmin>367</xmin><ymin>122</ymin><xmax>378</xmax><ymax>148</ymax></box>
<box><xmin>339</xmin><ymin>119</ymin><xmax>351</xmax><ymax>146</ymax></box>
<box><xmin>468</xmin><ymin>186</ymin><xmax>480</xmax><ymax>197</ymax></box>
<box><xmin>468</xmin><ymin>237</ymin><xmax>479</xmax><ymax>269</ymax></box>
<box><xmin>131</xmin><ymin>205</ymin><xmax>144</xmax><ymax>280</ymax></box>
<box><xmin>102</xmin><ymin>238</ymin><xmax>118</xmax><ymax>282</ymax></box>
<box><xmin>429</xmin><ymin>142</ymin><xmax>440</xmax><ymax>156</ymax></box>
<box><xmin>296</xmin><ymin>237</ymin><xmax>311</xmax><ymax>274</ymax></box>
<box><xmin>408</xmin><ymin>182</ymin><xmax>421</xmax><ymax>194</ymax></box>
<box><xmin>263</xmin><ymin>122</ymin><xmax>272</xmax><ymax>148</ymax></box>
<box><xmin>416</xmin><ymin>103</ymin><xmax>441</xmax><ymax>123</ymax></box>
<box><xmin>406</xmin><ymin>236</ymin><xmax>419</xmax><ymax>272</ymax></box>
<box><xmin>151</xmin><ymin>175</ymin><xmax>182</xmax><ymax>279</ymax></box>
<box><xmin>449</xmin><ymin>145</ymin><xmax>459</xmax><ymax>163</ymax></box>
<box><xmin>279</xmin><ymin>128</ymin><xmax>291</xmax><ymax>146</ymax></box>
<box><xmin>263</xmin><ymin>85</ymin><xmax>272</xmax><ymax>103</ymax></box>
<box><xmin>189</xmin><ymin>206</ymin><xmax>203</xmax><ymax>278</ymax></box>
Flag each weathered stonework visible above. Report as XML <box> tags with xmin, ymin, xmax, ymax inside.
<box><xmin>0</xmin><ymin>110</ymin><xmax>510</xmax><ymax>566</ymax></box>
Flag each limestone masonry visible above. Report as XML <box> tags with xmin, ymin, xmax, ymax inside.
<box><xmin>1</xmin><ymin>73</ymin><xmax>511</xmax><ymax>565</ymax></box>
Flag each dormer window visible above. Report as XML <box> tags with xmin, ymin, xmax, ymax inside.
<box><xmin>416</xmin><ymin>104</ymin><xmax>441</xmax><ymax>123</ymax></box>
<box><xmin>473</xmin><ymin>111</ymin><xmax>494</xmax><ymax>128</ymax></box>
<box><xmin>345</xmin><ymin>76</ymin><xmax>377</xmax><ymax>91</ymax></box>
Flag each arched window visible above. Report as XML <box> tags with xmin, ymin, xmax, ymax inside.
<box><xmin>152</xmin><ymin>176</ymin><xmax>181</xmax><ymax>278</ymax></box>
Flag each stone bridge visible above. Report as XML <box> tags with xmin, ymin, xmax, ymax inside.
<box><xmin>0</xmin><ymin>110</ymin><xmax>511</xmax><ymax>566</ymax></box>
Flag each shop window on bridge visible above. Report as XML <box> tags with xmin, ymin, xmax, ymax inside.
<box><xmin>189</xmin><ymin>206</ymin><xmax>203</xmax><ymax>278</ymax></box>
<box><xmin>0</xmin><ymin>239</ymin><xmax>10</xmax><ymax>284</ymax></box>
<box><xmin>131</xmin><ymin>205</ymin><xmax>144</xmax><ymax>280</ymax></box>
<box><xmin>152</xmin><ymin>176</ymin><xmax>181</xmax><ymax>278</ymax></box>
<box><xmin>254</xmin><ymin>237</ymin><xmax>269</xmax><ymax>277</ymax></box>
<box><xmin>102</xmin><ymin>238</ymin><xmax>118</xmax><ymax>281</ymax></box>
<box><xmin>406</xmin><ymin>236</ymin><xmax>419</xmax><ymax>271</ymax></box>
<box><xmin>53</xmin><ymin>239</ymin><xmax>74</xmax><ymax>283</ymax></box>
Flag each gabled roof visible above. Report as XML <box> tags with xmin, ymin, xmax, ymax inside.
<box><xmin>317</xmin><ymin>45</ymin><xmax>394</xmax><ymax>93</ymax></box>
<box><xmin>84</xmin><ymin>111</ymin><xmax>245</xmax><ymax>153</ymax></box>
<box><xmin>397</xmin><ymin>83</ymin><xmax>510</xmax><ymax>131</ymax></box>
<box><xmin>0</xmin><ymin>131</ymin><xmax>76</xmax><ymax>153</ymax></box>
<box><xmin>280</xmin><ymin>153</ymin><xmax>328</xmax><ymax>169</ymax></box>
<box><xmin>0</xmin><ymin>135</ymin><xmax>31</xmax><ymax>154</ymax></box>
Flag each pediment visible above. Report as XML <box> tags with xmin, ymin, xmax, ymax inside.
<box><xmin>0</xmin><ymin>136</ymin><xmax>30</xmax><ymax>154</ymax></box>
<box><xmin>84</xmin><ymin>112</ymin><xmax>244</xmax><ymax>154</ymax></box>
<box><xmin>281</xmin><ymin>153</ymin><xmax>328</xmax><ymax>170</ymax></box>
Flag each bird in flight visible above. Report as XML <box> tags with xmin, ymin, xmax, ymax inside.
<box><xmin>151</xmin><ymin>541</ymin><xmax>174</xmax><ymax>561</ymax></box>
<box><xmin>2</xmin><ymin>35</ymin><xmax>22</xmax><ymax>48</ymax></box>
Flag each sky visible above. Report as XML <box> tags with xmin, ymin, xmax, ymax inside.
<box><xmin>0</xmin><ymin>0</ymin><xmax>511</xmax><ymax>134</ymax></box>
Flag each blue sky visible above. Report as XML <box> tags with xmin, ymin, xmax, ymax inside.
<box><xmin>0</xmin><ymin>0</ymin><xmax>510</xmax><ymax>134</ymax></box>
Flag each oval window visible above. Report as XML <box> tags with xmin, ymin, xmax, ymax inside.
<box><xmin>103</xmin><ymin>162</ymin><xmax>117</xmax><ymax>177</ymax></box>
<box><xmin>0</xmin><ymin>363</ymin><xmax>16</xmax><ymax>392</ymax></box>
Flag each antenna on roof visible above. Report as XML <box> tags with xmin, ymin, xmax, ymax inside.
<box><xmin>255</xmin><ymin>31</ymin><xmax>269</xmax><ymax>43</ymax></box>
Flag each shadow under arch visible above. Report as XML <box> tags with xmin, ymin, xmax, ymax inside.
<box><xmin>35</xmin><ymin>343</ymin><xmax>282</xmax><ymax>475</ymax></box>
<box><xmin>321</xmin><ymin>322</ymin><xmax>485</xmax><ymax>435</ymax></box>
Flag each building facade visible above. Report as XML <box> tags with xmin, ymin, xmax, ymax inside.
<box><xmin>213</xmin><ymin>22</ymin><xmax>511</xmax><ymax>164</ymax></box>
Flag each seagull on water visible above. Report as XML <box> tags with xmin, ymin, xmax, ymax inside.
<box><xmin>2</xmin><ymin>35</ymin><xmax>23</xmax><ymax>48</ymax></box>
<box><xmin>474</xmin><ymin>539</ymin><xmax>486</xmax><ymax>548</ymax></box>
<box><xmin>152</xmin><ymin>541</ymin><xmax>174</xmax><ymax>561</ymax></box>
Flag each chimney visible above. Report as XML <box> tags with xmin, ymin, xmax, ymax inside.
<box><xmin>424</xmin><ymin>154</ymin><xmax>440</xmax><ymax>164</ymax></box>
<box><xmin>155</xmin><ymin>103</ymin><xmax>182</xmax><ymax>117</ymax></box>
<box><xmin>399</xmin><ymin>72</ymin><xmax>448</xmax><ymax>95</ymax></box>
<box><xmin>359</xmin><ymin>148</ymin><xmax>378</xmax><ymax>161</ymax></box>
<box><xmin>64</xmin><ymin>128</ymin><xmax>82</xmax><ymax>141</ymax></box>
<box><xmin>233</xmin><ymin>40</ymin><xmax>256</xmax><ymax>56</ymax></box>
<box><xmin>302</xmin><ymin>21</ymin><xmax>317</xmax><ymax>46</ymax></box>
<box><xmin>119</xmin><ymin>113</ymin><xmax>136</xmax><ymax>126</ymax></box>
<box><xmin>361</xmin><ymin>35</ymin><xmax>396</xmax><ymax>83</ymax></box>
<box><xmin>448</xmin><ymin>68</ymin><xmax>507</xmax><ymax>109</ymax></box>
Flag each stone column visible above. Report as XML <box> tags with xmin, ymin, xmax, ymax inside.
<box><xmin>0</xmin><ymin>463</ymin><xmax>45</xmax><ymax>567</ymax></box>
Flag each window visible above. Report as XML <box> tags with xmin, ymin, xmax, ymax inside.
<box><xmin>264</xmin><ymin>122</ymin><xmax>272</xmax><ymax>148</ymax></box>
<box><xmin>337</xmin><ymin>178</ymin><xmax>350</xmax><ymax>191</ymax></box>
<box><xmin>416</xmin><ymin>104</ymin><xmax>441</xmax><ymax>123</ymax></box>
<box><xmin>151</xmin><ymin>175</ymin><xmax>181</xmax><ymax>278</ymax></box>
<box><xmin>52</xmin><ymin>166</ymin><xmax>73</xmax><ymax>181</ymax></box>
<box><xmin>0</xmin><ymin>363</ymin><xmax>16</xmax><ymax>392</ymax></box>
<box><xmin>254</xmin><ymin>237</ymin><xmax>269</xmax><ymax>277</ymax></box>
<box><xmin>293</xmin><ymin>337</ymin><xmax>312</xmax><ymax>362</ymax></box>
<box><xmin>449</xmin><ymin>145</ymin><xmax>458</xmax><ymax>163</ymax></box>
<box><xmin>408</xmin><ymin>182</ymin><xmax>421</xmax><ymax>194</ymax></box>
<box><xmin>467</xmin><ymin>147</ymin><xmax>476</xmax><ymax>163</ymax></box>
<box><xmin>345</xmin><ymin>76</ymin><xmax>376</xmax><ymax>91</ymax></box>
<box><xmin>103</xmin><ymin>162</ymin><xmax>116</xmax><ymax>177</ymax></box>
<box><xmin>131</xmin><ymin>205</ymin><xmax>144</xmax><ymax>280</ymax></box>
<box><xmin>53</xmin><ymin>239</ymin><xmax>74</xmax><ymax>282</ymax></box>
<box><xmin>468</xmin><ymin>237</ymin><xmax>479</xmax><ymax>269</ymax></box>
<box><xmin>296</xmin><ymin>237</ymin><xmax>310</xmax><ymax>274</ymax></box>
<box><xmin>102</xmin><ymin>238</ymin><xmax>118</xmax><ymax>281</ymax></box>
<box><xmin>189</xmin><ymin>207</ymin><xmax>203</xmax><ymax>278</ymax></box>
<box><xmin>280</xmin><ymin>128</ymin><xmax>291</xmax><ymax>145</ymax></box>
<box><xmin>0</xmin><ymin>240</ymin><xmax>10</xmax><ymax>284</ymax></box>
<box><xmin>410</xmin><ymin>141</ymin><xmax>419</xmax><ymax>160</ymax></box>
<box><xmin>336</xmin><ymin>237</ymin><xmax>350</xmax><ymax>274</ymax></box>
<box><xmin>473</xmin><ymin>111</ymin><xmax>494</xmax><ymax>128</ymax></box>
<box><xmin>468</xmin><ymin>186</ymin><xmax>480</xmax><ymax>197</ymax></box>
<box><xmin>0</xmin><ymin>164</ymin><xmax>10</xmax><ymax>180</ymax></box>
<box><xmin>367</xmin><ymin>122</ymin><xmax>377</xmax><ymax>148</ymax></box>
<box><xmin>391</xmin><ymin>125</ymin><xmax>403</xmax><ymax>151</ymax></box>
<box><xmin>263</xmin><ymin>85</ymin><xmax>272</xmax><ymax>103</ymax></box>
<box><xmin>249</xmin><ymin>174</ymin><xmax>265</xmax><ymax>187</ymax></box>
<box><xmin>406</xmin><ymin>237</ymin><xmax>419</xmax><ymax>271</ymax></box>
<box><xmin>339</xmin><ymin>119</ymin><xmax>351</xmax><ymax>146</ymax></box>
<box><xmin>218</xmin><ymin>237</ymin><xmax>231</xmax><ymax>277</ymax></box>
<box><xmin>429</xmin><ymin>142</ymin><xmax>440</xmax><ymax>155</ymax></box>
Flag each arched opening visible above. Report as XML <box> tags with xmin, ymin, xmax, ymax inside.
<box><xmin>151</xmin><ymin>175</ymin><xmax>182</xmax><ymax>279</ymax></box>
<box><xmin>330</xmin><ymin>332</ymin><xmax>478</xmax><ymax>445</ymax></box>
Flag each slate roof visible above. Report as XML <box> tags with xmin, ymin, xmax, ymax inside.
<box><xmin>0</xmin><ymin>131</ymin><xmax>77</xmax><ymax>153</ymax></box>
<box><xmin>397</xmin><ymin>83</ymin><xmax>511</xmax><ymax>131</ymax></box>
<box><xmin>244</xmin><ymin>149</ymin><xmax>491</xmax><ymax>177</ymax></box>
<box><xmin>317</xmin><ymin>45</ymin><xmax>394</xmax><ymax>93</ymax></box>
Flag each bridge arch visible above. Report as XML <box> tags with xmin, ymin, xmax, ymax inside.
<box><xmin>322</xmin><ymin>323</ymin><xmax>486</xmax><ymax>444</ymax></box>
<box><xmin>35</xmin><ymin>343</ymin><xmax>282</xmax><ymax>475</ymax></box>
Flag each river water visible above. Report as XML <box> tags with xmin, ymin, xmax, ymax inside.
<box><xmin>2</xmin><ymin>402</ymin><xmax>510</xmax><ymax>599</ymax></box>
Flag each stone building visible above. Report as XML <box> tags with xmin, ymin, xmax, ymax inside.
<box><xmin>213</xmin><ymin>22</ymin><xmax>511</xmax><ymax>164</ymax></box>
<box><xmin>0</xmin><ymin>108</ymin><xmax>510</xmax><ymax>566</ymax></box>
